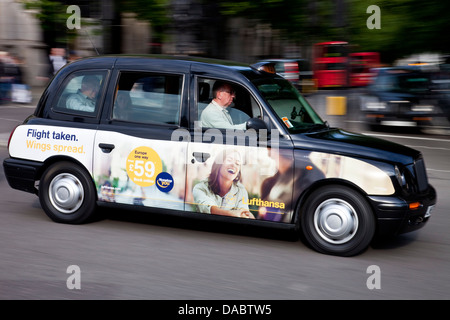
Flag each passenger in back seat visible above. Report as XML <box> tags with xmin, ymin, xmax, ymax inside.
<box><xmin>113</xmin><ymin>91</ymin><xmax>132</xmax><ymax>121</ymax></box>
<box><xmin>66</xmin><ymin>75</ymin><xmax>100</xmax><ymax>112</ymax></box>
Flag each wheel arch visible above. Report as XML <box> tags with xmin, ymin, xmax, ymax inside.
<box><xmin>37</xmin><ymin>156</ymin><xmax>96</xmax><ymax>199</ymax></box>
<box><xmin>293</xmin><ymin>178</ymin><xmax>373</xmax><ymax>225</ymax></box>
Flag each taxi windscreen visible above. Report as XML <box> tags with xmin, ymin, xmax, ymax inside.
<box><xmin>253</xmin><ymin>77</ymin><xmax>325</xmax><ymax>132</ymax></box>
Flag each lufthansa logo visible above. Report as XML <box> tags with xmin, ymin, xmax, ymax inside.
<box><xmin>156</xmin><ymin>172</ymin><xmax>174</xmax><ymax>192</ymax></box>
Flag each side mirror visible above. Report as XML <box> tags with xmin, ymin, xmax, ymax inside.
<box><xmin>246</xmin><ymin>118</ymin><xmax>268</xmax><ymax>131</ymax></box>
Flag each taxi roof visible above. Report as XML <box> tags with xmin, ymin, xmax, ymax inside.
<box><xmin>66</xmin><ymin>54</ymin><xmax>249</xmax><ymax>70</ymax></box>
<box><xmin>61</xmin><ymin>54</ymin><xmax>278</xmax><ymax>83</ymax></box>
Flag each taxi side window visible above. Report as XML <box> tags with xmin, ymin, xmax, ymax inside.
<box><xmin>113</xmin><ymin>72</ymin><xmax>182</xmax><ymax>125</ymax></box>
<box><xmin>197</xmin><ymin>78</ymin><xmax>261</xmax><ymax>129</ymax></box>
<box><xmin>54</xmin><ymin>71</ymin><xmax>106</xmax><ymax>115</ymax></box>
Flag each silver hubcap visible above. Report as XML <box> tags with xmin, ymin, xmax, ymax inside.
<box><xmin>48</xmin><ymin>173</ymin><xmax>84</xmax><ymax>214</ymax></box>
<box><xmin>314</xmin><ymin>198</ymin><xmax>358</xmax><ymax>244</ymax></box>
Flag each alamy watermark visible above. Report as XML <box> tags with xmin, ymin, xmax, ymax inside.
<box><xmin>66</xmin><ymin>264</ymin><xmax>81</xmax><ymax>290</ymax></box>
<box><xmin>64</xmin><ymin>264</ymin><xmax>380</xmax><ymax>291</ymax></box>
<box><xmin>66</xmin><ymin>5</ymin><xmax>81</xmax><ymax>30</ymax></box>
<box><xmin>171</xmin><ymin>121</ymin><xmax>278</xmax><ymax>150</ymax></box>
<box><xmin>366</xmin><ymin>265</ymin><xmax>381</xmax><ymax>290</ymax></box>
<box><xmin>66</xmin><ymin>4</ymin><xmax>381</xmax><ymax>32</ymax></box>
<box><xmin>367</xmin><ymin>5</ymin><xmax>381</xmax><ymax>29</ymax></box>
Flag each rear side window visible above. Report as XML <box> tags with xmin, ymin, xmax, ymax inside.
<box><xmin>54</xmin><ymin>70</ymin><xmax>108</xmax><ymax>115</ymax></box>
<box><xmin>112</xmin><ymin>72</ymin><xmax>183</xmax><ymax>125</ymax></box>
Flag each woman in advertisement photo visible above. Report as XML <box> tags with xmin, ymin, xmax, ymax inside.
<box><xmin>259</xmin><ymin>149</ymin><xmax>326</xmax><ymax>223</ymax></box>
<box><xmin>193</xmin><ymin>149</ymin><xmax>254</xmax><ymax>219</ymax></box>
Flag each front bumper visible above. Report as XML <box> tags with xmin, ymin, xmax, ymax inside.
<box><xmin>368</xmin><ymin>185</ymin><xmax>437</xmax><ymax>237</ymax></box>
<box><xmin>3</xmin><ymin>158</ymin><xmax>44</xmax><ymax>195</ymax></box>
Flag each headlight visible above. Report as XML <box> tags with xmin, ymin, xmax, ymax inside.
<box><xmin>366</xmin><ymin>101</ymin><xmax>386</xmax><ymax>110</ymax></box>
<box><xmin>360</xmin><ymin>96</ymin><xmax>386</xmax><ymax>111</ymax></box>
<box><xmin>395</xmin><ymin>165</ymin><xmax>406</xmax><ymax>187</ymax></box>
<box><xmin>411</xmin><ymin>105</ymin><xmax>434</xmax><ymax>112</ymax></box>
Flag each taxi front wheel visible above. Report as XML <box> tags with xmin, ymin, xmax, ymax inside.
<box><xmin>39</xmin><ymin>162</ymin><xmax>96</xmax><ymax>224</ymax></box>
<box><xmin>301</xmin><ymin>185</ymin><xmax>375</xmax><ymax>257</ymax></box>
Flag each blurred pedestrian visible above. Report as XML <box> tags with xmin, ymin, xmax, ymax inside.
<box><xmin>0</xmin><ymin>53</ymin><xmax>5</xmax><ymax>104</ymax></box>
<box><xmin>0</xmin><ymin>51</ymin><xmax>13</xmax><ymax>104</ymax></box>
<box><xmin>49</xmin><ymin>48</ymin><xmax>67</xmax><ymax>75</ymax></box>
<box><xmin>10</xmin><ymin>55</ymin><xmax>24</xmax><ymax>84</ymax></box>
<box><xmin>8</xmin><ymin>54</ymin><xmax>32</xmax><ymax>104</ymax></box>
<box><xmin>68</xmin><ymin>50</ymin><xmax>81</xmax><ymax>63</ymax></box>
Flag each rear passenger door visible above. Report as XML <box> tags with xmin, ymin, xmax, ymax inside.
<box><xmin>93</xmin><ymin>62</ymin><xmax>189</xmax><ymax>211</ymax></box>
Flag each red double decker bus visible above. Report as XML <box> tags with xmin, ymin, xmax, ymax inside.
<box><xmin>312</xmin><ymin>41</ymin><xmax>350</xmax><ymax>88</ymax></box>
<box><xmin>349</xmin><ymin>52</ymin><xmax>380</xmax><ymax>87</ymax></box>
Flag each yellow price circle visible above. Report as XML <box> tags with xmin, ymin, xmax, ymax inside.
<box><xmin>126</xmin><ymin>146</ymin><xmax>162</xmax><ymax>187</ymax></box>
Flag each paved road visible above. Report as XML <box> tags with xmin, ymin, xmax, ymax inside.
<box><xmin>1</xmin><ymin>99</ymin><xmax>450</xmax><ymax>301</ymax></box>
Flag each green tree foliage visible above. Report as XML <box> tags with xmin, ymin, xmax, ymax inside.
<box><xmin>24</xmin><ymin>0</ymin><xmax>450</xmax><ymax>63</ymax></box>
<box><xmin>218</xmin><ymin>0</ymin><xmax>450</xmax><ymax>63</ymax></box>
<box><xmin>117</xmin><ymin>0</ymin><xmax>170</xmax><ymax>41</ymax></box>
<box><xmin>348</xmin><ymin>0</ymin><xmax>450</xmax><ymax>62</ymax></box>
<box><xmin>217</xmin><ymin>0</ymin><xmax>334</xmax><ymax>41</ymax></box>
<box><xmin>25</xmin><ymin>0</ymin><xmax>76</xmax><ymax>48</ymax></box>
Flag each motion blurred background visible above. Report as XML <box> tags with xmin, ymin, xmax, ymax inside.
<box><xmin>1</xmin><ymin>1</ymin><xmax>450</xmax><ymax>300</ymax></box>
<box><xmin>1</xmin><ymin>0</ymin><xmax>450</xmax><ymax>130</ymax></box>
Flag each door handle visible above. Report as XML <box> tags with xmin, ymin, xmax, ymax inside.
<box><xmin>99</xmin><ymin>143</ymin><xmax>115</xmax><ymax>153</ymax></box>
<box><xmin>192</xmin><ymin>152</ymin><xmax>210</xmax><ymax>163</ymax></box>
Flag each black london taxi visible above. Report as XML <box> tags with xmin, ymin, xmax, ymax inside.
<box><xmin>3</xmin><ymin>55</ymin><xmax>436</xmax><ymax>256</ymax></box>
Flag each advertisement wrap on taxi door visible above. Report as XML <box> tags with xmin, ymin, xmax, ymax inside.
<box><xmin>9</xmin><ymin>124</ymin><xmax>395</xmax><ymax>224</ymax></box>
<box><xmin>93</xmin><ymin>130</ymin><xmax>299</xmax><ymax>221</ymax></box>
<box><xmin>93</xmin><ymin>131</ymin><xmax>187</xmax><ymax>211</ymax></box>
<box><xmin>93</xmin><ymin>130</ymin><xmax>395</xmax><ymax>224</ymax></box>
<box><xmin>186</xmin><ymin>143</ymin><xmax>294</xmax><ymax>222</ymax></box>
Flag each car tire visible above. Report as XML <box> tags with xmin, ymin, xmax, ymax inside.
<box><xmin>39</xmin><ymin>161</ymin><xmax>96</xmax><ymax>224</ymax></box>
<box><xmin>301</xmin><ymin>185</ymin><xmax>375</xmax><ymax>257</ymax></box>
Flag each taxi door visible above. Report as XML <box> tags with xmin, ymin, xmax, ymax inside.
<box><xmin>185</xmin><ymin>74</ymin><xmax>296</xmax><ymax>223</ymax></box>
<box><xmin>93</xmin><ymin>63</ymin><xmax>190</xmax><ymax>211</ymax></box>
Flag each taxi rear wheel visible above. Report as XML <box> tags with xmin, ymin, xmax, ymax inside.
<box><xmin>301</xmin><ymin>185</ymin><xmax>375</xmax><ymax>257</ymax></box>
<box><xmin>39</xmin><ymin>162</ymin><xmax>96</xmax><ymax>224</ymax></box>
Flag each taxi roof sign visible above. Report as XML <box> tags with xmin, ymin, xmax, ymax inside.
<box><xmin>250</xmin><ymin>62</ymin><xmax>276</xmax><ymax>74</ymax></box>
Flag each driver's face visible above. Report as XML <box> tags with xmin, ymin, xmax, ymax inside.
<box><xmin>217</xmin><ymin>85</ymin><xmax>235</xmax><ymax>107</ymax></box>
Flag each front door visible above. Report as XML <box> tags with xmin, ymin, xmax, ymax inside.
<box><xmin>185</xmin><ymin>76</ymin><xmax>296</xmax><ymax>223</ymax></box>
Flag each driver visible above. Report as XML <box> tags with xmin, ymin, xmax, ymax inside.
<box><xmin>200</xmin><ymin>81</ymin><xmax>247</xmax><ymax>130</ymax></box>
